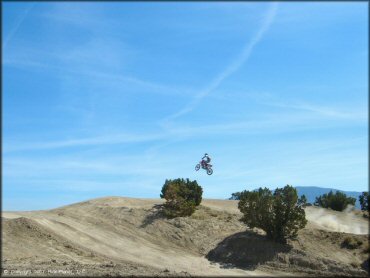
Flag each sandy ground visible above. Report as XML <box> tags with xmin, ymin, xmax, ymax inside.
<box><xmin>2</xmin><ymin>197</ymin><xmax>369</xmax><ymax>276</ymax></box>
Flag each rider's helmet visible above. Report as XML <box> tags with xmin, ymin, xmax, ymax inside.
<box><xmin>205</xmin><ymin>153</ymin><xmax>208</xmax><ymax>156</ymax></box>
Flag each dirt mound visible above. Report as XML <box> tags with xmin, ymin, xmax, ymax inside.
<box><xmin>206</xmin><ymin>229</ymin><xmax>368</xmax><ymax>276</ymax></box>
<box><xmin>2</xmin><ymin>217</ymin><xmax>94</xmax><ymax>262</ymax></box>
<box><xmin>2</xmin><ymin>216</ymin><xmax>183</xmax><ymax>277</ymax></box>
<box><xmin>206</xmin><ymin>230</ymin><xmax>292</xmax><ymax>269</ymax></box>
<box><xmin>2</xmin><ymin>197</ymin><xmax>369</xmax><ymax>276</ymax></box>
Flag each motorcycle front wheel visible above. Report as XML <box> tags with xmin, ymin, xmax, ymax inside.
<box><xmin>195</xmin><ymin>164</ymin><xmax>200</xmax><ymax>171</ymax></box>
<box><xmin>207</xmin><ymin>168</ymin><xmax>213</xmax><ymax>175</ymax></box>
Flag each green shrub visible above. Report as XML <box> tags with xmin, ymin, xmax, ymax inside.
<box><xmin>238</xmin><ymin>185</ymin><xmax>307</xmax><ymax>243</ymax></box>
<box><xmin>160</xmin><ymin>178</ymin><xmax>203</xmax><ymax>218</ymax></box>
<box><xmin>229</xmin><ymin>191</ymin><xmax>242</xmax><ymax>200</ymax></box>
<box><xmin>342</xmin><ymin>237</ymin><xmax>362</xmax><ymax>249</ymax></box>
<box><xmin>297</xmin><ymin>194</ymin><xmax>308</xmax><ymax>207</ymax></box>
<box><xmin>359</xmin><ymin>192</ymin><xmax>369</xmax><ymax>212</ymax></box>
<box><xmin>314</xmin><ymin>190</ymin><xmax>356</xmax><ymax>211</ymax></box>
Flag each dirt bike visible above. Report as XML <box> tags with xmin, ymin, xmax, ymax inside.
<box><xmin>195</xmin><ymin>160</ymin><xmax>213</xmax><ymax>175</ymax></box>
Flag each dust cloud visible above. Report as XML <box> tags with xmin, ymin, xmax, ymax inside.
<box><xmin>305</xmin><ymin>206</ymin><xmax>368</xmax><ymax>234</ymax></box>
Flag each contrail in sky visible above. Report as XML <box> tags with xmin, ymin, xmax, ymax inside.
<box><xmin>3</xmin><ymin>3</ymin><xmax>36</xmax><ymax>49</ymax></box>
<box><xmin>162</xmin><ymin>2</ymin><xmax>279</xmax><ymax>125</ymax></box>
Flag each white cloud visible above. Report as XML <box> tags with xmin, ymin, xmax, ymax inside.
<box><xmin>4</xmin><ymin>132</ymin><xmax>166</xmax><ymax>153</ymax></box>
<box><xmin>3</xmin><ymin>3</ymin><xmax>35</xmax><ymax>49</ymax></box>
<box><xmin>5</xmin><ymin>102</ymin><xmax>365</xmax><ymax>154</ymax></box>
<box><xmin>161</xmin><ymin>2</ymin><xmax>279</xmax><ymax>125</ymax></box>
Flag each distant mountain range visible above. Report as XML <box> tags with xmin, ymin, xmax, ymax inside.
<box><xmin>295</xmin><ymin>186</ymin><xmax>364</xmax><ymax>209</ymax></box>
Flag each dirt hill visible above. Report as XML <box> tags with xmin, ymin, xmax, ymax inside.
<box><xmin>2</xmin><ymin>197</ymin><xmax>369</xmax><ymax>276</ymax></box>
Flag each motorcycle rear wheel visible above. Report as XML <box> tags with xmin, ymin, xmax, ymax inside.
<box><xmin>207</xmin><ymin>168</ymin><xmax>213</xmax><ymax>175</ymax></box>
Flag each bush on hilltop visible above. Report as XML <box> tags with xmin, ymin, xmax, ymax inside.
<box><xmin>238</xmin><ymin>185</ymin><xmax>307</xmax><ymax>243</ymax></box>
<box><xmin>160</xmin><ymin>178</ymin><xmax>203</xmax><ymax>218</ymax></box>
<box><xmin>314</xmin><ymin>190</ymin><xmax>356</xmax><ymax>211</ymax></box>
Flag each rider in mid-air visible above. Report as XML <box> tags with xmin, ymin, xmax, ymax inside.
<box><xmin>201</xmin><ymin>153</ymin><xmax>211</xmax><ymax>168</ymax></box>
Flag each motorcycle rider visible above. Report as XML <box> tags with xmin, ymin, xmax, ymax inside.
<box><xmin>201</xmin><ymin>153</ymin><xmax>211</xmax><ymax>168</ymax></box>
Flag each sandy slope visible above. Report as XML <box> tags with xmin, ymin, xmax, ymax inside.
<box><xmin>2</xmin><ymin>197</ymin><xmax>369</xmax><ymax>276</ymax></box>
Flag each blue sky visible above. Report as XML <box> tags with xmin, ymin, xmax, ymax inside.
<box><xmin>3</xmin><ymin>2</ymin><xmax>368</xmax><ymax>210</ymax></box>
